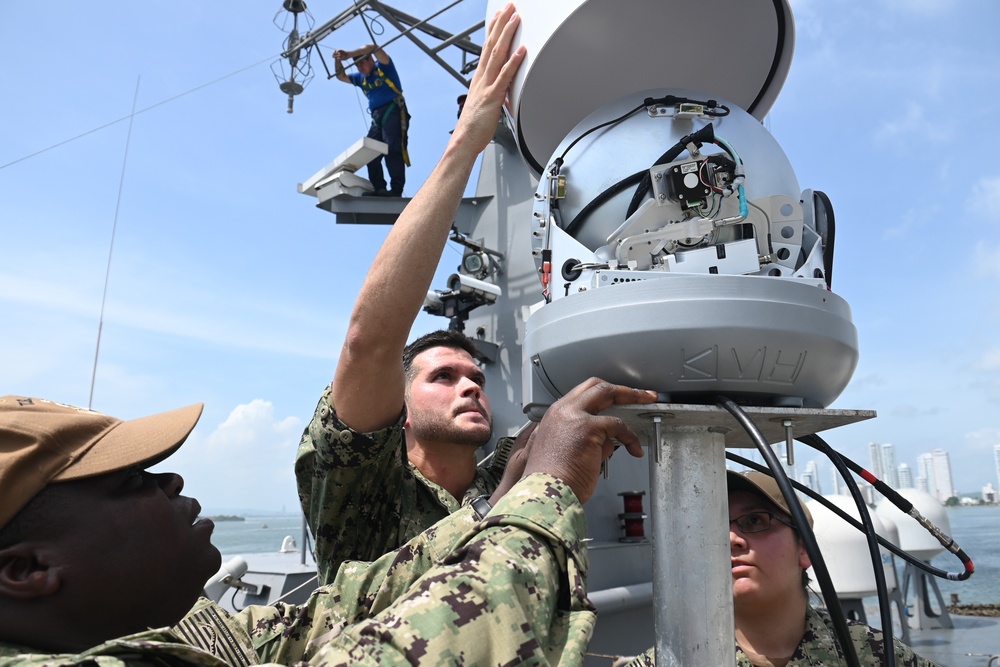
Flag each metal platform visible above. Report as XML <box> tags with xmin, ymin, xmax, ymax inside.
<box><xmin>605</xmin><ymin>402</ymin><xmax>876</xmax><ymax>449</ymax></box>
<box><xmin>313</xmin><ymin>192</ymin><xmax>492</xmax><ymax>226</ymax></box>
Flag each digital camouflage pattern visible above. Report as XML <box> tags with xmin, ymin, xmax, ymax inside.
<box><xmin>0</xmin><ymin>473</ymin><xmax>595</xmax><ymax>667</ymax></box>
<box><xmin>624</xmin><ymin>606</ymin><xmax>939</xmax><ymax>666</ymax></box>
<box><xmin>295</xmin><ymin>384</ymin><xmax>511</xmax><ymax>584</ymax></box>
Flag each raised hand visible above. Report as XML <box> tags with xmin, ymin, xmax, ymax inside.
<box><xmin>518</xmin><ymin>379</ymin><xmax>657</xmax><ymax>504</ymax></box>
<box><xmin>452</xmin><ymin>3</ymin><xmax>526</xmax><ymax>154</ymax></box>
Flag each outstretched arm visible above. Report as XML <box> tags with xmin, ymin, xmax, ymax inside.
<box><xmin>370</xmin><ymin>45</ymin><xmax>390</xmax><ymax>65</ymax></box>
<box><xmin>331</xmin><ymin>4</ymin><xmax>526</xmax><ymax>432</ymax></box>
<box><xmin>332</xmin><ymin>51</ymin><xmax>351</xmax><ymax>83</ymax></box>
<box><xmin>261</xmin><ymin>379</ymin><xmax>657</xmax><ymax>666</ymax></box>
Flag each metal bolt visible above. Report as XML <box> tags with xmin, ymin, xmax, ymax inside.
<box><xmin>782</xmin><ymin>419</ymin><xmax>794</xmax><ymax>466</ymax></box>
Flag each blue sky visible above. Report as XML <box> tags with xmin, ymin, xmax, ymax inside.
<box><xmin>2</xmin><ymin>0</ymin><xmax>999</xmax><ymax>512</ymax></box>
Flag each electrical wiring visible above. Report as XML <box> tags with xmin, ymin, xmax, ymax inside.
<box><xmin>726</xmin><ymin>451</ymin><xmax>974</xmax><ymax>582</ymax></box>
<box><xmin>563</xmin><ymin>169</ymin><xmax>645</xmax><ymax>236</ymax></box>
<box><xmin>552</xmin><ymin>95</ymin><xmax>731</xmax><ymax>231</ymax></box>
<box><xmin>739</xmin><ymin>434</ymin><xmax>896</xmax><ymax>666</ymax></box>
<box><xmin>554</xmin><ymin>94</ymin><xmax>730</xmax><ymax>165</ymax></box>
<box><xmin>557</xmin><ymin>102</ymin><xmax>649</xmax><ymax>164</ymax></box>
<box><xmin>717</xmin><ymin>395</ymin><xmax>862</xmax><ymax>667</ymax></box>
<box><xmin>798</xmin><ymin>434</ymin><xmax>975</xmax><ymax>582</ymax></box>
<box><xmin>725</xmin><ymin>425</ymin><xmax>979</xmax><ymax>667</ymax></box>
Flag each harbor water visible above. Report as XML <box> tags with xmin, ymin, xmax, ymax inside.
<box><xmin>210</xmin><ymin>515</ymin><xmax>307</xmax><ymax>557</ymax></box>
<box><xmin>917</xmin><ymin>505</ymin><xmax>1000</xmax><ymax>606</ymax></box>
<box><xmin>207</xmin><ymin>506</ymin><xmax>1000</xmax><ymax>604</ymax></box>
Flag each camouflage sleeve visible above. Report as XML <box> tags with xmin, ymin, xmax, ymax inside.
<box><xmin>802</xmin><ymin>607</ymin><xmax>941</xmax><ymax>666</ymax></box>
<box><xmin>0</xmin><ymin>600</ymin><xmax>261</xmax><ymax>667</ymax></box>
<box><xmin>848</xmin><ymin>620</ymin><xmax>941</xmax><ymax>667</ymax></box>
<box><xmin>294</xmin><ymin>384</ymin><xmax>411</xmax><ymax>584</ymax></box>
<box><xmin>618</xmin><ymin>605</ymin><xmax>943</xmax><ymax>667</ymax></box>
<box><xmin>242</xmin><ymin>506</ymin><xmax>481</xmax><ymax>664</ymax></box>
<box><xmin>246</xmin><ymin>473</ymin><xmax>594</xmax><ymax>667</ymax></box>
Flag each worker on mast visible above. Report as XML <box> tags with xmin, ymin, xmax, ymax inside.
<box><xmin>333</xmin><ymin>43</ymin><xmax>409</xmax><ymax>197</ymax></box>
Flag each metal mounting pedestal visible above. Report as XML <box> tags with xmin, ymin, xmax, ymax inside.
<box><xmin>604</xmin><ymin>403</ymin><xmax>875</xmax><ymax>666</ymax></box>
<box><xmin>901</xmin><ymin>561</ymin><xmax>954</xmax><ymax>630</ymax></box>
<box><xmin>646</xmin><ymin>418</ymin><xmax>732</xmax><ymax>666</ymax></box>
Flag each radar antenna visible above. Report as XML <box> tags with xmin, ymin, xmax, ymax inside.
<box><xmin>274</xmin><ymin>0</ymin><xmax>485</xmax><ymax>112</ymax></box>
<box><xmin>272</xmin><ymin>0</ymin><xmax>314</xmax><ymax>113</ymax></box>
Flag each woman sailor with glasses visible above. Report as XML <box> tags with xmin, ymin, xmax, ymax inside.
<box><xmin>725</xmin><ymin>470</ymin><xmax>938</xmax><ymax>667</ymax></box>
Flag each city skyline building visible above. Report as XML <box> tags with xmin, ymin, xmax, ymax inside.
<box><xmin>917</xmin><ymin>453</ymin><xmax>935</xmax><ymax>498</ymax></box>
<box><xmin>983</xmin><ymin>482</ymin><xmax>997</xmax><ymax>504</ymax></box>
<box><xmin>800</xmin><ymin>460</ymin><xmax>821</xmax><ymax>495</ymax></box>
<box><xmin>916</xmin><ymin>474</ymin><xmax>930</xmax><ymax>494</ymax></box>
<box><xmin>930</xmin><ymin>449</ymin><xmax>956</xmax><ymax>502</ymax></box>
<box><xmin>994</xmin><ymin>444</ymin><xmax>1000</xmax><ymax>493</ymax></box>
<box><xmin>869</xmin><ymin>442</ymin><xmax>884</xmax><ymax>480</ymax></box>
<box><xmin>898</xmin><ymin>463</ymin><xmax>913</xmax><ymax>489</ymax></box>
<box><xmin>747</xmin><ymin>441</ymin><xmax>989</xmax><ymax>505</ymax></box>
<box><xmin>868</xmin><ymin>442</ymin><xmax>885</xmax><ymax>502</ymax></box>
<box><xmin>881</xmin><ymin>443</ymin><xmax>900</xmax><ymax>489</ymax></box>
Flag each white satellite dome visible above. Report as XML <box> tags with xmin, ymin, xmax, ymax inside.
<box><xmin>875</xmin><ymin>489</ymin><xmax>949</xmax><ymax>561</ymax></box>
<box><xmin>877</xmin><ymin>512</ymin><xmax>900</xmax><ymax>550</ymax></box>
<box><xmin>805</xmin><ymin>495</ymin><xmax>895</xmax><ymax>598</ymax></box>
<box><xmin>499</xmin><ymin>0</ymin><xmax>859</xmax><ymax>412</ymax></box>
<box><xmin>489</xmin><ymin>0</ymin><xmax>795</xmax><ymax>174</ymax></box>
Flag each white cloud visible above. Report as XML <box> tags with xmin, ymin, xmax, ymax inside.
<box><xmin>880</xmin><ymin>0</ymin><xmax>957</xmax><ymax>17</ymax></box>
<box><xmin>874</xmin><ymin>102</ymin><xmax>950</xmax><ymax>148</ymax></box>
<box><xmin>882</xmin><ymin>204</ymin><xmax>935</xmax><ymax>240</ymax></box>
<box><xmin>0</xmin><ymin>268</ymin><xmax>344</xmax><ymax>363</ymax></box>
<box><xmin>969</xmin><ymin>175</ymin><xmax>1000</xmax><ymax>220</ymax></box>
<box><xmin>787</xmin><ymin>0</ymin><xmax>824</xmax><ymax>40</ymax></box>
<box><xmin>972</xmin><ymin>243</ymin><xmax>1000</xmax><ymax>280</ymax></box>
<box><xmin>890</xmin><ymin>403</ymin><xmax>943</xmax><ymax>419</ymax></box>
<box><xmin>163</xmin><ymin>400</ymin><xmax>304</xmax><ymax>513</ymax></box>
<box><xmin>977</xmin><ymin>347</ymin><xmax>1000</xmax><ymax>372</ymax></box>
<box><xmin>205</xmin><ymin>399</ymin><xmax>302</xmax><ymax>453</ymax></box>
<box><xmin>963</xmin><ymin>428</ymin><xmax>1000</xmax><ymax>457</ymax></box>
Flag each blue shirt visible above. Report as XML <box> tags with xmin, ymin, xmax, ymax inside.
<box><xmin>349</xmin><ymin>59</ymin><xmax>403</xmax><ymax>113</ymax></box>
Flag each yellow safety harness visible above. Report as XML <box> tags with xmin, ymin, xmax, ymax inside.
<box><xmin>367</xmin><ymin>65</ymin><xmax>411</xmax><ymax>166</ymax></box>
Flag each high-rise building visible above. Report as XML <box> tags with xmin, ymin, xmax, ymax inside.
<box><xmin>916</xmin><ymin>475</ymin><xmax>929</xmax><ymax>493</ymax></box>
<box><xmin>869</xmin><ymin>442</ymin><xmax>884</xmax><ymax>480</ymax></box>
<box><xmin>881</xmin><ymin>443</ymin><xmax>900</xmax><ymax>489</ymax></box>
<box><xmin>830</xmin><ymin>466</ymin><xmax>841</xmax><ymax>496</ymax></box>
<box><xmin>917</xmin><ymin>453</ymin><xmax>934</xmax><ymax>496</ymax></box>
<box><xmin>800</xmin><ymin>460</ymin><xmax>821</xmax><ymax>494</ymax></box>
<box><xmin>930</xmin><ymin>449</ymin><xmax>956</xmax><ymax>502</ymax></box>
<box><xmin>994</xmin><ymin>443</ymin><xmax>1000</xmax><ymax>492</ymax></box>
<box><xmin>898</xmin><ymin>463</ymin><xmax>913</xmax><ymax>489</ymax></box>
<box><xmin>868</xmin><ymin>442</ymin><xmax>884</xmax><ymax>501</ymax></box>
<box><xmin>982</xmin><ymin>482</ymin><xmax>996</xmax><ymax>504</ymax></box>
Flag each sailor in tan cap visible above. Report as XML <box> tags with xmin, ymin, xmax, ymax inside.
<box><xmin>0</xmin><ymin>375</ymin><xmax>657</xmax><ymax>665</ymax></box>
<box><xmin>0</xmin><ymin>395</ymin><xmax>220</xmax><ymax>651</ymax></box>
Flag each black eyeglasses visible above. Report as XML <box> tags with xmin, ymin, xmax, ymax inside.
<box><xmin>729</xmin><ymin>511</ymin><xmax>797</xmax><ymax>535</ymax></box>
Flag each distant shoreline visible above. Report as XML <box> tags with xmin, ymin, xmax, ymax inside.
<box><xmin>207</xmin><ymin>515</ymin><xmax>245</xmax><ymax>522</ymax></box>
<box><xmin>950</xmin><ymin>603</ymin><xmax>1000</xmax><ymax>617</ymax></box>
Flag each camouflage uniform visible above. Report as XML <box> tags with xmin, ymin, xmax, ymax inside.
<box><xmin>0</xmin><ymin>473</ymin><xmax>594</xmax><ymax>667</ymax></box>
<box><xmin>625</xmin><ymin>606</ymin><xmax>939</xmax><ymax>666</ymax></box>
<box><xmin>295</xmin><ymin>384</ymin><xmax>510</xmax><ymax>584</ymax></box>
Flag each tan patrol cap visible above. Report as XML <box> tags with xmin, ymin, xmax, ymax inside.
<box><xmin>727</xmin><ymin>469</ymin><xmax>813</xmax><ymax>527</ymax></box>
<box><xmin>0</xmin><ymin>396</ymin><xmax>203</xmax><ymax>530</ymax></box>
